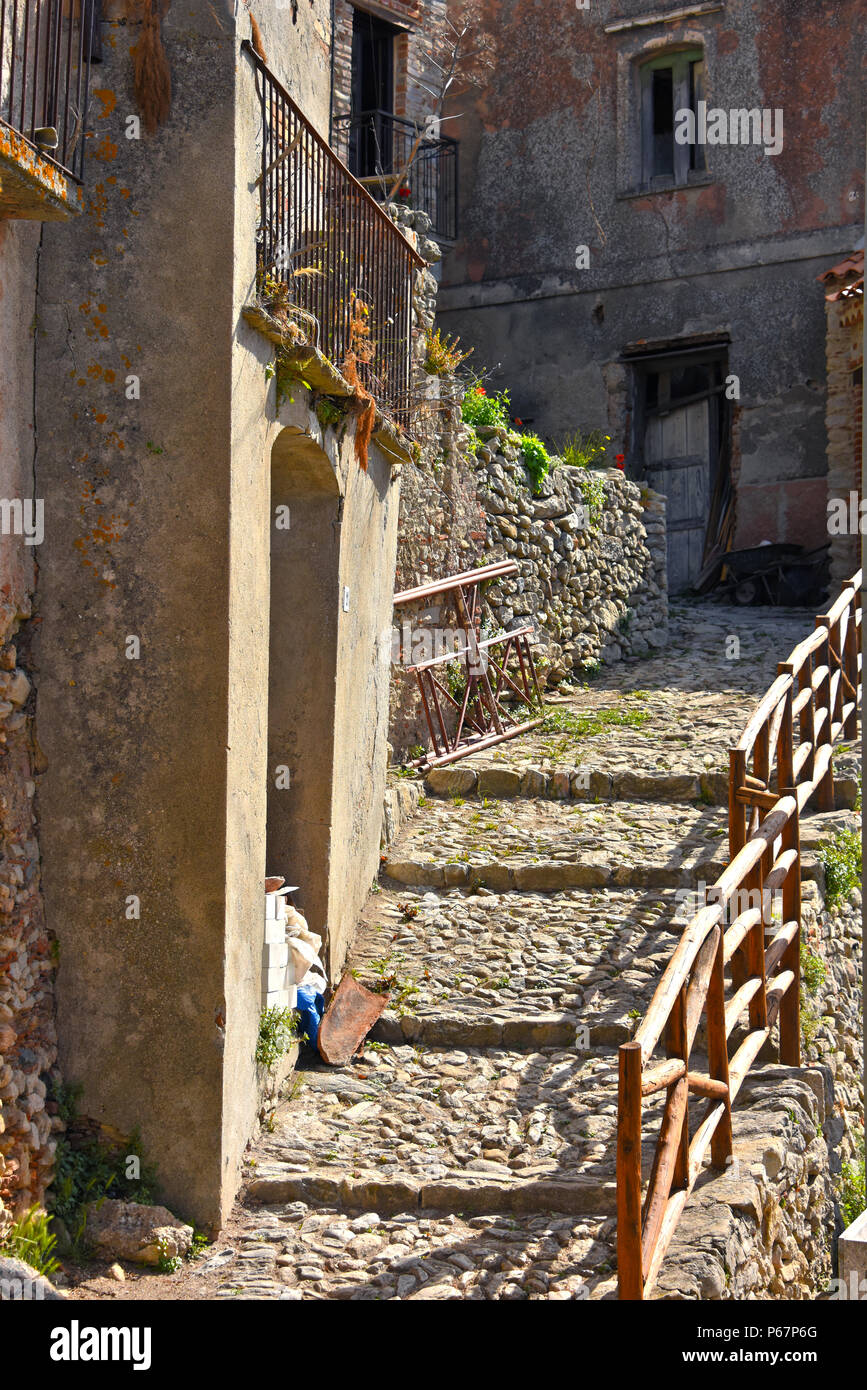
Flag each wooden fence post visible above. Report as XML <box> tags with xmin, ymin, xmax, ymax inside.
<box><xmin>707</xmin><ymin>931</ymin><xmax>733</xmax><ymax>1168</ymax></box>
<box><xmin>814</xmin><ymin>618</ymin><xmax>836</xmax><ymax>812</ymax></box>
<box><xmin>843</xmin><ymin>590</ymin><xmax>859</xmax><ymax>739</ymax></box>
<box><xmin>617</xmin><ymin>1041</ymin><xmax>643</xmax><ymax>1301</ymax></box>
<box><xmin>777</xmin><ymin>681</ymin><xmax>802</xmax><ymax>1065</ymax></box>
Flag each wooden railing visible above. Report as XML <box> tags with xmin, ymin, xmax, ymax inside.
<box><xmin>616</xmin><ymin>569</ymin><xmax>862</xmax><ymax>1300</ymax></box>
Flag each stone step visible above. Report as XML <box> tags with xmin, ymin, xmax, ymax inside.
<box><xmin>207</xmin><ymin>1204</ymin><xmax>619</xmax><ymax>1300</ymax></box>
<box><xmin>246</xmin><ymin>1168</ymin><xmax>617</xmax><ymax>1219</ymax></box>
<box><xmin>381</xmin><ymin>796</ymin><xmax>835</xmax><ymax>895</ymax></box>
<box><xmin>424</xmin><ymin>762</ymin><xmax>729</xmax><ymax>806</ymax></box>
<box><xmin>383</xmin><ymin>796</ymin><xmax>731</xmax><ymax>890</ymax></box>
<box><xmin>421</xmin><ymin>762</ymin><xmax>859</xmax><ymax>810</ymax></box>
<box><xmin>372</xmin><ymin>1011</ymin><xmax>628</xmax><ymax>1049</ymax></box>
<box><xmin>350</xmin><ymin>883</ymin><xmax>686</xmax><ymax>1044</ymax></box>
<box><xmin>247</xmin><ymin>1046</ymin><xmax>623</xmax><ymax>1227</ymax></box>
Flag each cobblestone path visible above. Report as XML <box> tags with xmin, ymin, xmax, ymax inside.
<box><xmin>82</xmin><ymin>602</ymin><xmax>860</xmax><ymax>1302</ymax></box>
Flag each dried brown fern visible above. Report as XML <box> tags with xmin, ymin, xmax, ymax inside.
<box><xmin>132</xmin><ymin>0</ymin><xmax>172</xmax><ymax>136</ymax></box>
<box><xmin>342</xmin><ymin>297</ymin><xmax>376</xmax><ymax>470</ymax></box>
<box><xmin>250</xmin><ymin>14</ymin><xmax>268</xmax><ymax>63</ymax></box>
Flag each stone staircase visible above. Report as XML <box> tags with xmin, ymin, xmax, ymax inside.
<box><xmin>178</xmin><ymin>602</ymin><xmax>858</xmax><ymax>1302</ymax></box>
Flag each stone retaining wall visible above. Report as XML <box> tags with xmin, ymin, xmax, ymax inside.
<box><xmin>0</xmin><ymin>607</ymin><xmax>58</xmax><ymax>1232</ymax></box>
<box><xmin>475</xmin><ymin>453</ymin><xmax>668</xmax><ymax>686</ymax></box>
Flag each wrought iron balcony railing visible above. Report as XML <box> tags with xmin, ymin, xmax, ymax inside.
<box><xmin>334</xmin><ymin>108</ymin><xmax>458</xmax><ymax>243</ymax></box>
<box><xmin>245</xmin><ymin>42</ymin><xmax>424</xmax><ymax>430</ymax></box>
<box><xmin>0</xmin><ymin>0</ymin><xmax>95</xmax><ymax>181</ymax></box>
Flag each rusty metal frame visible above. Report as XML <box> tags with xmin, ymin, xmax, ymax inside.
<box><xmin>393</xmin><ymin>561</ymin><xmax>544</xmax><ymax>767</ymax></box>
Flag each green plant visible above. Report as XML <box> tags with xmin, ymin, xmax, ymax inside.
<box><xmin>424</xmin><ymin>327</ymin><xmax>473</xmax><ymax>376</ymax></box>
<box><xmin>187</xmin><ymin>1230</ymin><xmax>210</xmax><ymax>1261</ymax></box>
<box><xmin>50</xmin><ymin>1119</ymin><xmax>158</xmax><ymax>1258</ymax></box>
<box><xmin>460</xmin><ymin>382</ymin><xmax>511</xmax><ymax>432</ymax></box>
<box><xmin>800</xmin><ymin>942</ymin><xmax>827</xmax><ymax>995</ymax></box>
<box><xmin>838</xmin><ymin>1140</ymin><xmax>866</xmax><ymax>1227</ymax></box>
<box><xmin>256</xmin><ymin>1007</ymin><xmax>299</xmax><ymax>1068</ymax></box>
<box><xmin>156</xmin><ymin>1235</ymin><xmax>182</xmax><ymax>1275</ymax></box>
<box><xmin>576</xmin><ymin>468</ymin><xmax>606</xmax><ymax>529</ymax></box>
<box><xmin>519</xmin><ymin>433</ymin><xmax>552</xmax><ymax>495</ymax></box>
<box><xmin>0</xmin><ymin>1206</ymin><xmax>60</xmax><ymax>1278</ymax></box>
<box><xmin>801</xmin><ymin>1000</ymin><xmax>821</xmax><ymax>1050</ymax></box>
<box><xmin>539</xmin><ymin>704</ymin><xmax>651</xmax><ymax>744</ymax></box>
<box><xmin>315</xmin><ymin>396</ymin><xmax>345</xmax><ymax>430</ymax></box>
<box><xmin>818</xmin><ymin>827</ymin><xmax>861</xmax><ymax>908</ymax></box>
<box><xmin>557</xmin><ymin>428</ymin><xmax>611</xmax><ymax>469</ymax></box>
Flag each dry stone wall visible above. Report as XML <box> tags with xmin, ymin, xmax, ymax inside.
<box><xmin>475</xmin><ymin>446</ymin><xmax>668</xmax><ymax>682</ymax></box>
<box><xmin>0</xmin><ymin>605</ymin><xmax>58</xmax><ymax>1232</ymax></box>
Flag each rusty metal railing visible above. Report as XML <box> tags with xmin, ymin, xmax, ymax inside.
<box><xmin>616</xmin><ymin>569</ymin><xmax>862</xmax><ymax>1299</ymax></box>
<box><xmin>243</xmin><ymin>41</ymin><xmax>424</xmax><ymax>428</ymax></box>
<box><xmin>393</xmin><ymin>562</ymin><xmax>544</xmax><ymax>766</ymax></box>
<box><xmin>334</xmin><ymin>108</ymin><xmax>459</xmax><ymax>241</ymax></box>
<box><xmin>0</xmin><ymin>0</ymin><xmax>95</xmax><ymax>181</ymax></box>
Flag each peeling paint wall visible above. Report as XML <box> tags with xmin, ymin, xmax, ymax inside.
<box><xmin>439</xmin><ymin>0</ymin><xmax>866</xmax><ymax>554</ymax></box>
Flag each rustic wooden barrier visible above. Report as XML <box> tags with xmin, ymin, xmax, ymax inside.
<box><xmin>617</xmin><ymin>569</ymin><xmax>862</xmax><ymax>1300</ymax></box>
<box><xmin>393</xmin><ymin>562</ymin><xmax>544</xmax><ymax>767</ymax></box>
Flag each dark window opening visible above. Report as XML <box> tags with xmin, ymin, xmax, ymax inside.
<box><xmin>350</xmin><ymin>10</ymin><xmax>397</xmax><ymax>179</ymax></box>
<box><xmin>651</xmin><ymin>68</ymin><xmax>674</xmax><ymax>178</ymax></box>
<box><xmin>640</xmin><ymin>48</ymin><xmax>707</xmax><ymax>188</ymax></box>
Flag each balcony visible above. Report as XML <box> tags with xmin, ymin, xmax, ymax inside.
<box><xmin>335</xmin><ymin>109</ymin><xmax>458</xmax><ymax>244</ymax></box>
<box><xmin>245</xmin><ymin>43</ymin><xmax>425</xmax><ymax>430</ymax></box>
<box><xmin>0</xmin><ymin>0</ymin><xmax>94</xmax><ymax>218</ymax></box>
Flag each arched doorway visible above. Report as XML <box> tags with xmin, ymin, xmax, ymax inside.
<box><xmin>267</xmin><ymin>428</ymin><xmax>342</xmax><ymax>944</ymax></box>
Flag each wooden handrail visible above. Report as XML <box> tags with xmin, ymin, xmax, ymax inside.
<box><xmin>616</xmin><ymin>569</ymin><xmax>862</xmax><ymax>1299</ymax></box>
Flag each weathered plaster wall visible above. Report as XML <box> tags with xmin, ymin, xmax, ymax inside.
<box><xmin>0</xmin><ymin>221</ymin><xmax>59</xmax><ymax>1227</ymax></box>
<box><xmin>23</xmin><ymin>1</ymin><xmax>401</xmax><ymax>1231</ymax></box>
<box><xmin>32</xmin><ymin>8</ymin><xmax>242</xmax><ymax>1230</ymax></box>
<box><xmin>438</xmin><ymin>0</ymin><xmax>866</xmax><ymax>554</ymax></box>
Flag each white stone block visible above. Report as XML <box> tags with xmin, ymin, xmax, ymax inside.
<box><xmin>263</xmin><ymin>941</ymin><xmax>290</xmax><ymax>971</ymax></box>
<box><xmin>264</xmin><ymin>918</ymin><xmax>286</xmax><ymax>944</ymax></box>
<box><xmin>264</xmin><ymin>964</ymin><xmax>288</xmax><ymax>992</ymax></box>
<box><xmin>262</xmin><ymin>987</ymin><xmax>290</xmax><ymax>1011</ymax></box>
<box><xmin>839</xmin><ymin>1208</ymin><xmax>867</xmax><ymax>1294</ymax></box>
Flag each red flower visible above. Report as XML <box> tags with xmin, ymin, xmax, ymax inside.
<box><xmin>615</xmin><ymin>453</ymin><xmax>625</xmax><ymax>463</ymax></box>
<box><xmin>514</xmin><ymin>417</ymin><xmax>523</xmax><ymax>426</ymax></box>
<box><xmin>475</xmin><ymin>386</ymin><xmax>486</xmax><ymax>396</ymax></box>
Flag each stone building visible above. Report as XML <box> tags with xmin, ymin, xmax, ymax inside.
<box><xmin>438</xmin><ymin>0</ymin><xmax>866</xmax><ymax>592</ymax></box>
<box><xmin>818</xmin><ymin>249</ymin><xmax>864</xmax><ymax>590</ymax></box>
<box><xmin>0</xmin><ymin>0</ymin><xmax>443</xmax><ymax>1231</ymax></box>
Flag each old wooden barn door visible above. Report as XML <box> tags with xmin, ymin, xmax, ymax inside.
<box><xmin>644</xmin><ymin>398</ymin><xmax>711</xmax><ymax>592</ymax></box>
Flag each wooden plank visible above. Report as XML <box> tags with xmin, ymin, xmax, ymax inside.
<box><xmin>688</xmin><ymin>1072</ymin><xmax>730</xmax><ymax>1100</ymax></box>
<box><xmin>617</xmin><ymin>1042</ymin><xmax>644</xmax><ymax>1300</ymax></box>
<box><xmin>684</xmin><ymin>925</ymin><xmax>720</xmax><ymax>1053</ymax></box>
<box><xmin>641</xmin><ymin>1057</ymin><xmax>687</xmax><ymax>1097</ymax></box>
<box><xmin>640</xmin><ymin>1075</ymin><xmax>689</xmax><ymax>1280</ymax></box>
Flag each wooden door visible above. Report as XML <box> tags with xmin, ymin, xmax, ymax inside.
<box><xmin>644</xmin><ymin>399</ymin><xmax>711</xmax><ymax>592</ymax></box>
